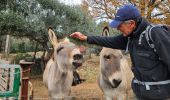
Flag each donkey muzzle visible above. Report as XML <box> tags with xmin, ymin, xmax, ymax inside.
<box><xmin>72</xmin><ymin>54</ymin><xmax>83</xmax><ymax>69</ymax></box>
<box><xmin>112</xmin><ymin>79</ymin><xmax>122</xmax><ymax>88</ymax></box>
<box><xmin>72</xmin><ymin>62</ymin><xmax>82</xmax><ymax>69</ymax></box>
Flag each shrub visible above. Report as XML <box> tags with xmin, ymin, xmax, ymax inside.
<box><xmin>11</xmin><ymin>53</ymin><xmax>33</xmax><ymax>64</ymax></box>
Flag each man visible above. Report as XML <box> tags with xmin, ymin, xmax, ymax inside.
<box><xmin>70</xmin><ymin>4</ymin><xmax>170</xmax><ymax>100</ymax></box>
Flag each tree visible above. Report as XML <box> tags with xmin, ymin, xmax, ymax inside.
<box><xmin>82</xmin><ymin>0</ymin><xmax>170</xmax><ymax>24</ymax></box>
<box><xmin>5</xmin><ymin>35</ymin><xmax>10</xmax><ymax>55</ymax></box>
<box><xmin>0</xmin><ymin>0</ymin><xmax>98</xmax><ymax>52</ymax></box>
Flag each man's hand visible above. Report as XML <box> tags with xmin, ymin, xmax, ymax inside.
<box><xmin>70</xmin><ymin>32</ymin><xmax>87</xmax><ymax>41</ymax></box>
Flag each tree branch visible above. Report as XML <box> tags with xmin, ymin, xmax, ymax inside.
<box><xmin>152</xmin><ymin>10</ymin><xmax>170</xmax><ymax>17</ymax></box>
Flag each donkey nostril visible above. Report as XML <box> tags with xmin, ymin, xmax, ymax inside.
<box><xmin>73</xmin><ymin>54</ymin><xmax>83</xmax><ymax>60</ymax></box>
<box><xmin>112</xmin><ymin>79</ymin><xmax>122</xmax><ymax>88</ymax></box>
<box><xmin>104</xmin><ymin>55</ymin><xmax>111</xmax><ymax>59</ymax></box>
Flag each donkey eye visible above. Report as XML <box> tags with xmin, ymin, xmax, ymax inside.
<box><xmin>104</xmin><ymin>55</ymin><xmax>111</xmax><ymax>59</ymax></box>
<box><xmin>57</xmin><ymin>47</ymin><xmax>64</xmax><ymax>53</ymax></box>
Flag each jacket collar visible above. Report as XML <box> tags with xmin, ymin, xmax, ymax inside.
<box><xmin>130</xmin><ymin>17</ymin><xmax>150</xmax><ymax>38</ymax></box>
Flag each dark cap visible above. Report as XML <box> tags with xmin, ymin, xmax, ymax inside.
<box><xmin>109</xmin><ymin>4</ymin><xmax>141</xmax><ymax>28</ymax></box>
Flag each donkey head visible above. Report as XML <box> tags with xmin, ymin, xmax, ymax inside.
<box><xmin>100</xmin><ymin>26</ymin><xmax>123</xmax><ymax>88</ymax></box>
<box><xmin>48</xmin><ymin>28</ymin><xmax>83</xmax><ymax>71</ymax></box>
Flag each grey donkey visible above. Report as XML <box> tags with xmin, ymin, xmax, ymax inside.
<box><xmin>98</xmin><ymin>27</ymin><xmax>134</xmax><ymax>100</ymax></box>
<box><xmin>43</xmin><ymin>28</ymin><xmax>83</xmax><ymax>100</ymax></box>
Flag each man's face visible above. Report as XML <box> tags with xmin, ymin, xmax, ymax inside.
<box><xmin>117</xmin><ymin>20</ymin><xmax>136</xmax><ymax>37</ymax></box>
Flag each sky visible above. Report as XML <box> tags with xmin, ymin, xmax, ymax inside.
<box><xmin>59</xmin><ymin>0</ymin><xmax>82</xmax><ymax>5</ymax></box>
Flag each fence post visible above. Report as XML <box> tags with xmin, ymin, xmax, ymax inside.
<box><xmin>19</xmin><ymin>61</ymin><xmax>34</xmax><ymax>100</ymax></box>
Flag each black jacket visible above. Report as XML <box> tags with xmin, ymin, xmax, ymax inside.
<box><xmin>87</xmin><ymin>18</ymin><xmax>170</xmax><ymax>99</ymax></box>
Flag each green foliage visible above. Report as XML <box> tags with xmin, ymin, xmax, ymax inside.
<box><xmin>11</xmin><ymin>53</ymin><xmax>32</xmax><ymax>64</ymax></box>
<box><xmin>0</xmin><ymin>0</ymin><xmax>99</xmax><ymax>51</ymax></box>
<box><xmin>18</xmin><ymin>42</ymin><xmax>26</xmax><ymax>53</ymax></box>
<box><xmin>10</xmin><ymin>38</ymin><xmax>42</xmax><ymax>53</ymax></box>
<box><xmin>0</xmin><ymin>36</ymin><xmax>6</xmax><ymax>52</ymax></box>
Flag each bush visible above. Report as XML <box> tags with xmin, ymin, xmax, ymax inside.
<box><xmin>11</xmin><ymin>53</ymin><xmax>44</xmax><ymax>75</ymax></box>
<box><xmin>11</xmin><ymin>53</ymin><xmax>33</xmax><ymax>64</ymax></box>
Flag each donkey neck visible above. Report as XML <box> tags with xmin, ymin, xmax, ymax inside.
<box><xmin>51</xmin><ymin>62</ymin><xmax>73</xmax><ymax>78</ymax></box>
<box><xmin>50</xmin><ymin>61</ymin><xmax>73</xmax><ymax>82</ymax></box>
<box><xmin>53</xmin><ymin>62</ymin><xmax>68</xmax><ymax>75</ymax></box>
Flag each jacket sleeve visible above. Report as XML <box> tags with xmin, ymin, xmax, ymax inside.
<box><xmin>151</xmin><ymin>26</ymin><xmax>170</xmax><ymax>71</ymax></box>
<box><xmin>87</xmin><ymin>34</ymin><xmax>128</xmax><ymax>50</ymax></box>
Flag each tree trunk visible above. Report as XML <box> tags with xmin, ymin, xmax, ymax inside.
<box><xmin>32</xmin><ymin>42</ymin><xmax>38</xmax><ymax>61</ymax></box>
<box><xmin>5</xmin><ymin>35</ymin><xmax>10</xmax><ymax>55</ymax></box>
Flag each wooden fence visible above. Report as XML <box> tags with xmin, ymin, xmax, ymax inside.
<box><xmin>0</xmin><ymin>64</ymin><xmax>21</xmax><ymax>99</ymax></box>
<box><xmin>0</xmin><ymin>60</ymin><xmax>34</xmax><ymax>100</ymax></box>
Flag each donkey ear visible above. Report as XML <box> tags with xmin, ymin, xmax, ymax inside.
<box><xmin>48</xmin><ymin>28</ymin><xmax>58</xmax><ymax>47</ymax></box>
<box><xmin>101</xmin><ymin>26</ymin><xmax>110</xmax><ymax>36</ymax></box>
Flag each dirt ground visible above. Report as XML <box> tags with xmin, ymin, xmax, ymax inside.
<box><xmin>31</xmin><ymin>54</ymin><xmax>103</xmax><ymax>99</ymax></box>
<box><xmin>30</xmin><ymin>54</ymin><xmax>134</xmax><ymax>100</ymax></box>
<box><xmin>0</xmin><ymin>53</ymin><xmax>135</xmax><ymax>100</ymax></box>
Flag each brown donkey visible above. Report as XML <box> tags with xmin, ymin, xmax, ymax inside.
<box><xmin>98</xmin><ymin>27</ymin><xmax>134</xmax><ymax>100</ymax></box>
<box><xmin>43</xmin><ymin>28</ymin><xmax>83</xmax><ymax>100</ymax></box>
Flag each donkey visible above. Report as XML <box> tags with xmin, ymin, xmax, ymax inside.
<box><xmin>43</xmin><ymin>48</ymin><xmax>83</xmax><ymax>86</ymax></box>
<box><xmin>97</xmin><ymin>27</ymin><xmax>133</xmax><ymax>100</ymax></box>
<box><xmin>43</xmin><ymin>28</ymin><xmax>83</xmax><ymax>100</ymax></box>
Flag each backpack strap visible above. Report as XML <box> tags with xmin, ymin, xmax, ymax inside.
<box><xmin>145</xmin><ymin>24</ymin><xmax>156</xmax><ymax>52</ymax></box>
<box><xmin>133</xmin><ymin>78</ymin><xmax>170</xmax><ymax>90</ymax></box>
<box><xmin>139</xmin><ymin>24</ymin><xmax>164</xmax><ymax>52</ymax></box>
<box><xmin>146</xmin><ymin>24</ymin><xmax>165</xmax><ymax>52</ymax></box>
